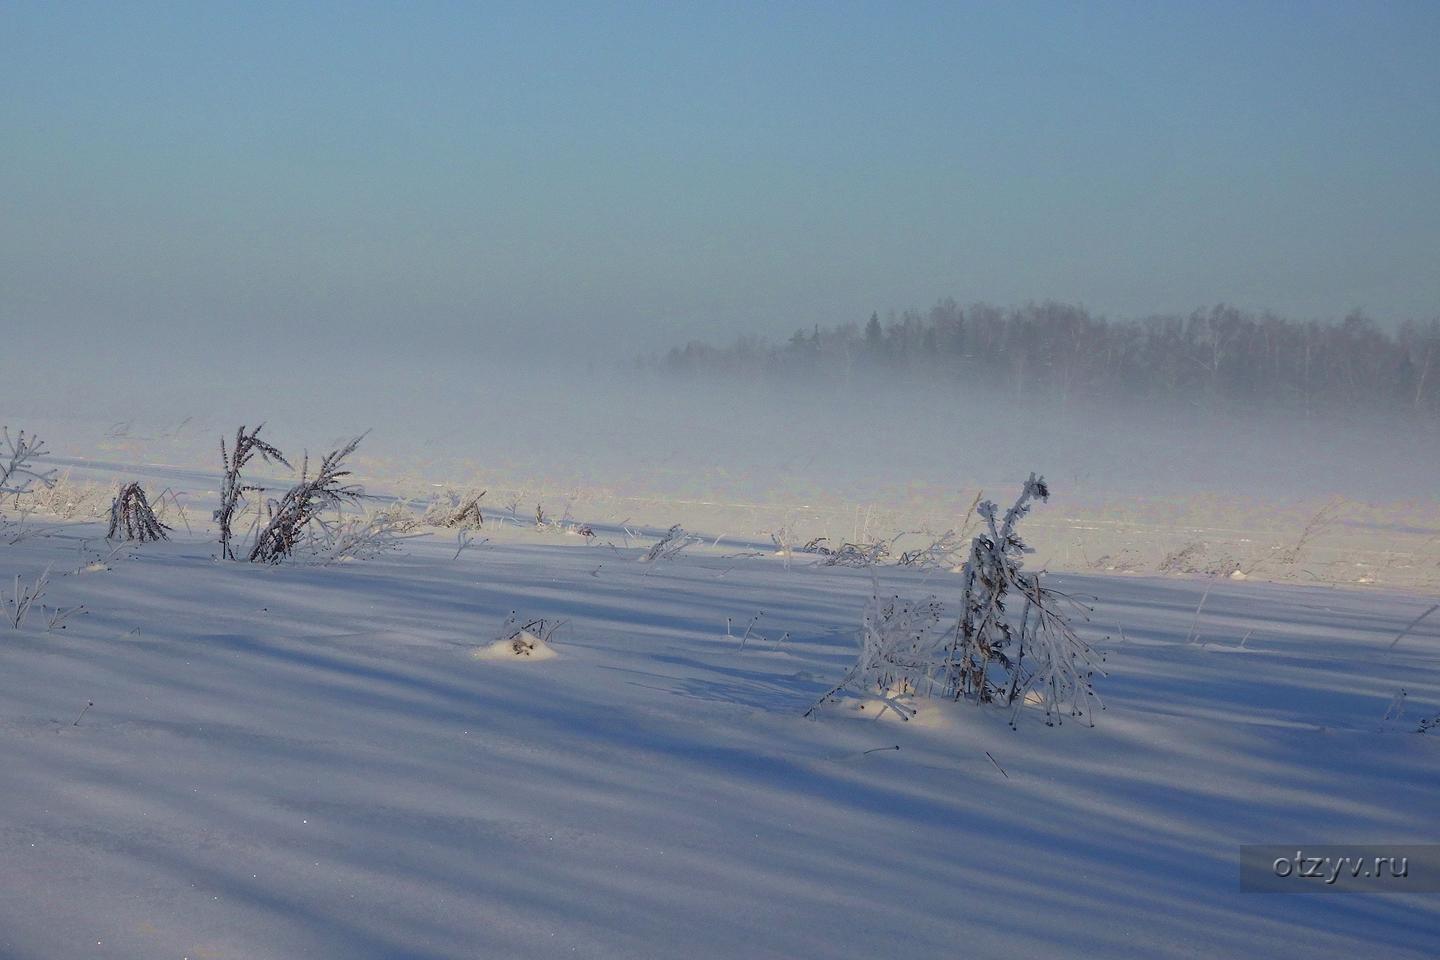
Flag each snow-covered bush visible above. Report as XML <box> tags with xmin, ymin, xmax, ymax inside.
<box><xmin>946</xmin><ymin>474</ymin><xmax>1103</xmax><ymax>726</ymax></box>
<box><xmin>798</xmin><ymin>536</ymin><xmax>834</xmax><ymax>555</ymax></box>
<box><xmin>501</xmin><ymin>614</ymin><xmax>563</xmax><ymax>654</ymax></box>
<box><xmin>805</xmin><ymin>584</ymin><xmax>946</xmax><ymax>720</ymax></box>
<box><xmin>1267</xmin><ymin>495</ymin><xmax>1344</xmax><ymax>567</ymax></box>
<box><xmin>895</xmin><ymin>493</ymin><xmax>983</xmax><ymax>569</ymax></box>
<box><xmin>215</xmin><ymin>429</ymin><xmax>405</xmax><ymax>565</ymax></box>
<box><xmin>107</xmin><ymin>482</ymin><xmax>170</xmax><ymax>542</ymax></box>
<box><xmin>529</xmin><ymin>499</ymin><xmax>595</xmax><ymax>540</ymax></box>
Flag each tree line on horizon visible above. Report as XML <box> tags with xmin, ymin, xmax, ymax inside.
<box><xmin>643</xmin><ymin>299</ymin><xmax>1440</xmax><ymax>416</ymax></box>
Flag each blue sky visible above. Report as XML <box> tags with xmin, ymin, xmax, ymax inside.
<box><xmin>4</xmin><ymin>1</ymin><xmax>1438</xmax><ymax>360</ymax></box>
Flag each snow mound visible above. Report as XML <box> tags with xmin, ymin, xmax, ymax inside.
<box><xmin>472</xmin><ymin>630</ymin><xmax>559</xmax><ymax>661</ymax></box>
<box><xmin>839</xmin><ymin>690</ymin><xmax>953</xmax><ymax>728</ymax></box>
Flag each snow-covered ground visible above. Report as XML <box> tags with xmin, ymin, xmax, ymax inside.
<box><xmin>1</xmin><ymin>458</ymin><xmax>1437</xmax><ymax>958</ymax></box>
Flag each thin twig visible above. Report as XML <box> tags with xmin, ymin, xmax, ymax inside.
<box><xmin>985</xmin><ymin>751</ymin><xmax>1009</xmax><ymax>778</ymax></box>
<box><xmin>1384</xmin><ymin>603</ymin><xmax>1439</xmax><ymax>658</ymax></box>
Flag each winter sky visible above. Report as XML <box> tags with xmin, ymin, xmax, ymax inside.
<box><xmin>4</xmin><ymin>1</ymin><xmax>1439</xmax><ymax>364</ymax></box>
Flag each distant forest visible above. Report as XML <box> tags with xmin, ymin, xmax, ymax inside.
<box><xmin>645</xmin><ymin>300</ymin><xmax>1440</xmax><ymax>416</ymax></box>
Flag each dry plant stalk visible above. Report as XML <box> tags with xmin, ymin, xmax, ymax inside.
<box><xmin>17</xmin><ymin>471</ymin><xmax>110</xmax><ymax>521</ymax></box>
<box><xmin>641</xmin><ymin>524</ymin><xmax>701</xmax><ymax>563</ymax></box>
<box><xmin>804</xmin><ymin>582</ymin><xmax>946</xmax><ymax>720</ymax></box>
<box><xmin>442</xmin><ymin>491</ymin><xmax>486</xmax><ymax>528</ymax></box>
<box><xmin>248</xmin><ymin>436</ymin><xmax>364</xmax><ymax>563</ymax></box>
<box><xmin>0</xmin><ymin>427</ymin><xmax>55</xmax><ymax>501</ymax></box>
<box><xmin>808</xmin><ymin>475</ymin><xmax>1104</xmax><ymax>729</ymax></box>
<box><xmin>820</xmin><ymin>541</ymin><xmax>890</xmax><ymax>567</ymax></box>
<box><xmin>4</xmin><ymin>566</ymin><xmax>50</xmax><ymax>630</ymax></box>
<box><xmin>497</xmin><ymin>614</ymin><xmax>565</xmax><ymax>655</ymax></box>
<box><xmin>946</xmin><ymin>474</ymin><xmax>1103</xmax><ymax>726</ymax></box>
<box><xmin>310</xmin><ymin>504</ymin><xmax>423</xmax><ymax>564</ymax></box>
<box><xmin>107</xmin><ymin>482</ymin><xmax>171</xmax><ymax>542</ymax></box>
<box><xmin>216</xmin><ymin>425</ymin><xmax>290</xmax><ymax>559</ymax></box>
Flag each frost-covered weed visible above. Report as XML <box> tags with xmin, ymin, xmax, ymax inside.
<box><xmin>809</xmin><ymin>475</ymin><xmax>1105</xmax><ymax>728</ymax></box>
<box><xmin>641</xmin><ymin>524</ymin><xmax>701</xmax><ymax>563</ymax></box>
<box><xmin>107</xmin><ymin>482</ymin><xmax>170</xmax><ymax>542</ymax></box>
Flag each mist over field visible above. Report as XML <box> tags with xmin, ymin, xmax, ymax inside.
<box><xmin>9</xmin><ymin>328</ymin><xmax>1434</xmax><ymax>507</ymax></box>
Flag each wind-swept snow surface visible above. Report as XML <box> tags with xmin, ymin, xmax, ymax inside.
<box><xmin>1</xmin><ymin>524</ymin><xmax>1437</xmax><ymax>958</ymax></box>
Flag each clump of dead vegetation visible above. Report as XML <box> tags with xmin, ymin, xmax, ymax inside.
<box><xmin>804</xmin><ymin>587</ymin><xmax>946</xmax><ymax>721</ymax></box>
<box><xmin>1159</xmin><ymin>540</ymin><xmax>1241</xmax><ymax>577</ymax></box>
<box><xmin>212</xmin><ymin>427</ymin><xmax>407</xmax><ymax>565</ymax></box>
<box><xmin>248</xmin><ymin>436</ymin><xmax>365</xmax><ymax>563</ymax></box>
<box><xmin>497</xmin><ymin>615</ymin><xmax>565</xmax><ymax>656</ymax></box>
<box><xmin>425</xmin><ymin>489</ymin><xmax>486</xmax><ymax>529</ymax></box>
<box><xmin>3</xmin><ymin>566</ymin><xmax>50</xmax><ymax>630</ymax></box>
<box><xmin>22</xmin><ymin>471</ymin><xmax>111</xmax><ymax>522</ymax></box>
<box><xmin>0</xmin><ymin>427</ymin><xmax>54</xmax><ymax>501</ymax></box>
<box><xmin>808</xmin><ymin>475</ymin><xmax>1105</xmax><ymax>729</ymax></box>
<box><xmin>641</xmin><ymin>524</ymin><xmax>701</xmax><ymax>563</ymax></box>
<box><xmin>769</xmin><ymin>532</ymin><xmax>890</xmax><ymax>568</ymax></box>
<box><xmin>107</xmin><ymin>482</ymin><xmax>170</xmax><ymax>542</ymax></box>
<box><xmin>1</xmin><ymin>427</ymin><xmax>64</xmax><ymax>544</ymax></box>
<box><xmin>216</xmin><ymin>425</ymin><xmax>291</xmax><ymax>560</ymax></box>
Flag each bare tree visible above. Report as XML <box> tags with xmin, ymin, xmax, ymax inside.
<box><xmin>216</xmin><ymin>425</ymin><xmax>290</xmax><ymax>559</ymax></box>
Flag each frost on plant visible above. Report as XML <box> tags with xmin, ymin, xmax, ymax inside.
<box><xmin>1</xmin><ymin>427</ymin><xmax>61</xmax><ymax>543</ymax></box>
<box><xmin>0</xmin><ymin>427</ymin><xmax>55</xmax><ymax>501</ymax></box>
<box><xmin>805</xmin><ymin>583</ymin><xmax>946</xmax><ymax>720</ymax></box>
<box><xmin>808</xmin><ymin>474</ymin><xmax>1105</xmax><ymax>728</ymax></box>
<box><xmin>641</xmin><ymin>524</ymin><xmax>700</xmax><ymax>563</ymax></box>
<box><xmin>946</xmin><ymin>474</ymin><xmax>1103</xmax><ymax>726</ymax></box>
<box><xmin>27</xmin><ymin>472</ymin><xmax>112</xmax><ymax>522</ymax></box>
<box><xmin>425</xmin><ymin>489</ymin><xmax>486</xmax><ymax>529</ymax></box>
<box><xmin>819</xmin><ymin>541</ymin><xmax>890</xmax><ymax>567</ymax></box>
<box><xmin>4</xmin><ymin>566</ymin><xmax>50</xmax><ymax>630</ymax></box>
<box><xmin>249</xmin><ymin>435</ymin><xmax>365</xmax><ymax>563</ymax></box>
<box><xmin>108</xmin><ymin>482</ymin><xmax>171</xmax><ymax>542</ymax></box>
<box><xmin>309</xmin><ymin>505</ymin><xmax>421</xmax><ymax>564</ymax></box>
<box><xmin>216</xmin><ymin>425</ymin><xmax>290</xmax><ymax>560</ymax></box>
